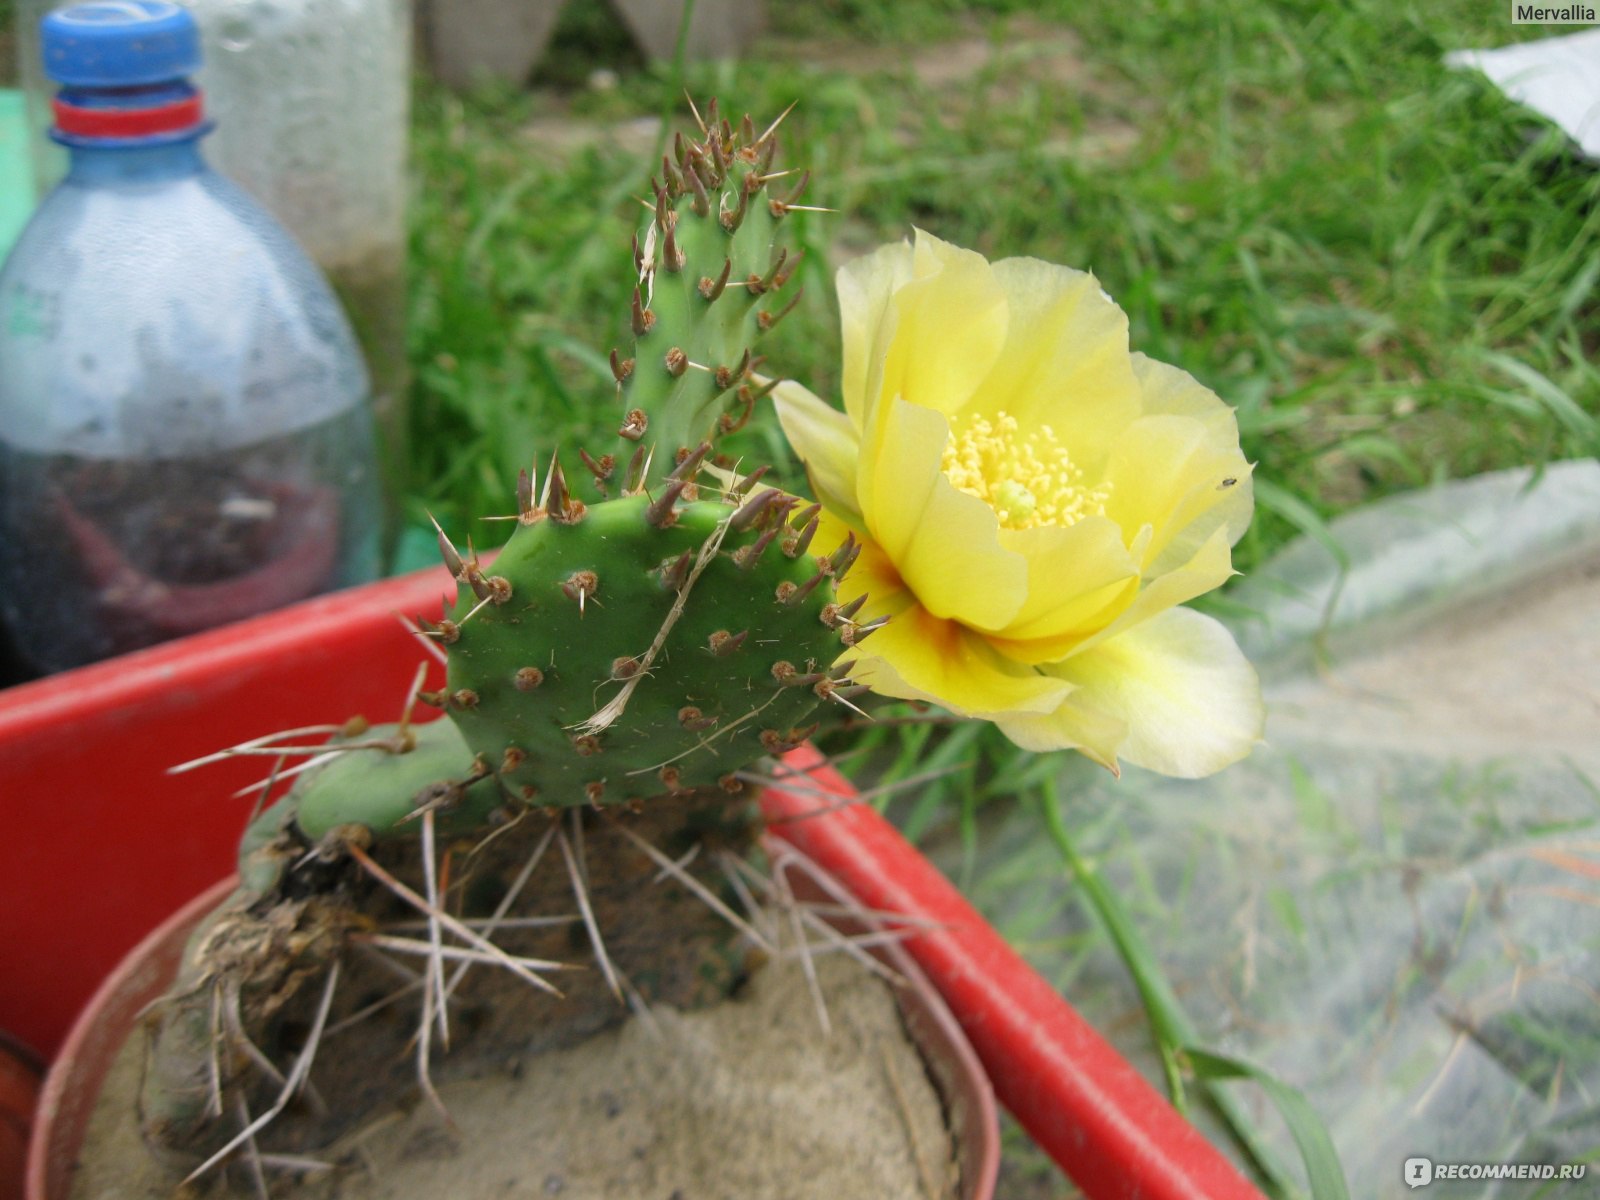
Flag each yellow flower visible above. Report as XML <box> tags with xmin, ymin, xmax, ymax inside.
<box><xmin>775</xmin><ymin>231</ymin><xmax>1263</xmax><ymax>777</ymax></box>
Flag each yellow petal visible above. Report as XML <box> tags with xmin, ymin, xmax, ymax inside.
<box><xmin>772</xmin><ymin>379</ymin><xmax>865</xmax><ymax>527</ymax></box>
<box><xmin>986</xmin><ymin>516</ymin><xmax>1140</xmax><ymax>660</ymax></box>
<box><xmin>1131</xmin><ymin>351</ymin><xmax>1245</xmax><ymax>432</ymax></box>
<box><xmin>837</xmin><ymin>239</ymin><xmax>915</xmax><ymax>428</ymax></box>
<box><xmin>995</xmin><ymin>690</ymin><xmax>1129</xmax><ymax>775</ymax></box>
<box><xmin>998</xmin><ymin>607</ymin><xmax>1263</xmax><ymax>777</ymax></box>
<box><xmin>846</xmin><ymin>603</ymin><xmax>1072</xmax><ymax>719</ymax></box>
<box><xmin>1091</xmin><ymin>357</ymin><xmax>1250</xmax><ymax>571</ymax></box>
<box><xmin>1064</xmin><ymin>525</ymin><xmax>1238</xmax><ymax>661</ymax></box>
<box><xmin>1094</xmin><ymin>419</ymin><xmax>1241</xmax><ymax>572</ymax></box>
<box><xmin>1131</xmin><ymin>354</ymin><xmax>1254</xmax><ymax>564</ymax></box>
<box><xmin>869</xmin><ymin>231</ymin><xmax>1008</xmax><ymax>420</ymax></box>
<box><xmin>969</xmin><ymin>257</ymin><xmax>1143</xmax><ymax>473</ymax></box>
<box><xmin>859</xmin><ymin>396</ymin><xmax>1028</xmax><ymax>631</ymax></box>
<box><xmin>820</xmin><ymin>510</ymin><xmax>907</xmax><ymax>617</ymax></box>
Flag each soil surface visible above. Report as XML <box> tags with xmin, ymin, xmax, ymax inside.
<box><xmin>71</xmin><ymin>953</ymin><xmax>957</xmax><ymax>1200</ymax></box>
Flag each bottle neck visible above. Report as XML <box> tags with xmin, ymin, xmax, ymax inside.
<box><xmin>52</xmin><ymin>79</ymin><xmax>212</xmax><ymax>183</ymax></box>
<box><xmin>63</xmin><ymin>133</ymin><xmax>209</xmax><ymax>185</ymax></box>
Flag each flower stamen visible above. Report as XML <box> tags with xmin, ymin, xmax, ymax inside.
<box><xmin>941</xmin><ymin>411</ymin><xmax>1110</xmax><ymax>531</ymax></box>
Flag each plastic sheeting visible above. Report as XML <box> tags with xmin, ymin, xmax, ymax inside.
<box><xmin>1446</xmin><ymin>29</ymin><xmax>1600</xmax><ymax>163</ymax></box>
<box><xmin>956</xmin><ymin>462</ymin><xmax>1600</xmax><ymax>1198</ymax></box>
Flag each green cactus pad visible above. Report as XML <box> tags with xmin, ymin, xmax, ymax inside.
<box><xmin>289</xmin><ymin>717</ymin><xmax>500</xmax><ymax>841</ymax></box>
<box><xmin>615</xmin><ymin>103</ymin><xmax>808</xmax><ymax>489</ymax></box>
<box><xmin>443</xmin><ymin>492</ymin><xmax>847</xmax><ymax>808</ymax></box>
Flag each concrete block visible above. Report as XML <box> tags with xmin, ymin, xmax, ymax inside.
<box><xmin>420</xmin><ymin>0</ymin><xmax>570</xmax><ymax>90</ymax></box>
<box><xmin>609</xmin><ymin>0</ymin><xmax>767</xmax><ymax>63</ymax></box>
<box><xmin>418</xmin><ymin>0</ymin><xmax>767</xmax><ymax>88</ymax></box>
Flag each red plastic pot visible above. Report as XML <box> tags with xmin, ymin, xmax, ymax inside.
<box><xmin>0</xmin><ymin>567</ymin><xmax>1264</xmax><ymax>1199</ymax></box>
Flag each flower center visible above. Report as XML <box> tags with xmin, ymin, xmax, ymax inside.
<box><xmin>940</xmin><ymin>411</ymin><xmax>1110</xmax><ymax>532</ymax></box>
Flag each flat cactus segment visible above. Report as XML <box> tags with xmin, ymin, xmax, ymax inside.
<box><xmin>444</xmin><ymin>494</ymin><xmax>844</xmax><ymax>807</ymax></box>
<box><xmin>622</xmin><ymin>107</ymin><xmax>802</xmax><ymax>489</ymax></box>
<box><xmin>291</xmin><ymin>718</ymin><xmax>498</xmax><ymax>841</ymax></box>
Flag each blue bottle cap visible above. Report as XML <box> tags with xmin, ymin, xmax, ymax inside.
<box><xmin>42</xmin><ymin>2</ymin><xmax>201</xmax><ymax>88</ymax></box>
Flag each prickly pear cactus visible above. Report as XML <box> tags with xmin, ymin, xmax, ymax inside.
<box><xmin>407</xmin><ymin>97</ymin><xmax>853</xmax><ymax>816</ymax></box>
<box><xmin>137</xmin><ymin>101</ymin><xmax>870</xmax><ymax>1174</ymax></box>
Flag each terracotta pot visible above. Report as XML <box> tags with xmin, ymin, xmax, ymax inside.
<box><xmin>26</xmin><ymin>868</ymin><xmax>998</xmax><ymax>1200</ymax></box>
<box><xmin>1</xmin><ymin>1032</ymin><xmax>42</xmax><ymax>1200</ymax></box>
<box><xmin>26</xmin><ymin>881</ymin><xmax>233</xmax><ymax>1200</ymax></box>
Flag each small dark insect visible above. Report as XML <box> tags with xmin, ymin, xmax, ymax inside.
<box><xmin>1217</xmin><ymin>477</ymin><xmax>1238</xmax><ymax>490</ymax></box>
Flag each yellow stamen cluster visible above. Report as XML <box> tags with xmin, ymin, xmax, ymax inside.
<box><xmin>941</xmin><ymin>411</ymin><xmax>1110</xmax><ymax>531</ymax></box>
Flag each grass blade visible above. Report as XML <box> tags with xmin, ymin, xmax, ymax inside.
<box><xmin>1476</xmin><ymin>350</ymin><xmax>1599</xmax><ymax>450</ymax></box>
<box><xmin>1039</xmin><ymin>777</ymin><xmax>1316</xmax><ymax>1197</ymax></box>
<box><xmin>1184</xmin><ymin>1048</ymin><xmax>1351</xmax><ymax>1200</ymax></box>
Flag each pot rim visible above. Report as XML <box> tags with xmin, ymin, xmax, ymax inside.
<box><xmin>28</xmin><ymin>876</ymin><xmax>237</xmax><ymax>1200</ymax></box>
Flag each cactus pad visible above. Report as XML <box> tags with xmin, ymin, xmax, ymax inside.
<box><xmin>442</xmin><ymin>487</ymin><xmax>852</xmax><ymax>807</ymax></box>
<box><xmin>291</xmin><ymin>717</ymin><xmax>501</xmax><ymax>840</ymax></box>
<box><xmin>612</xmin><ymin>99</ymin><xmax>810</xmax><ymax>489</ymax></box>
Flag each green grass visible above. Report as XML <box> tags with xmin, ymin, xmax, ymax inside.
<box><xmin>405</xmin><ymin>0</ymin><xmax>1599</xmax><ymax>571</ymax></box>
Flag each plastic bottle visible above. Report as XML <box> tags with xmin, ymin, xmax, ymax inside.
<box><xmin>176</xmin><ymin>0</ymin><xmax>412</xmax><ymax>541</ymax></box>
<box><xmin>14</xmin><ymin>0</ymin><xmax>411</xmax><ymax>552</ymax></box>
<box><xmin>11</xmin><ymin>2</ymin><xmax>68</xmax><ymax>208</ymax></box>
<box><xmin>0</xmin><ymin>1</ymin><xmax>381</xmax><ymax>676</ymax></box>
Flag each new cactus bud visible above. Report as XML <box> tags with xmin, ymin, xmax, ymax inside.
<box><xmin>611</xmin><ymin>103</ymin><xmax>806</xmax><ymax>491</ymax></box>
